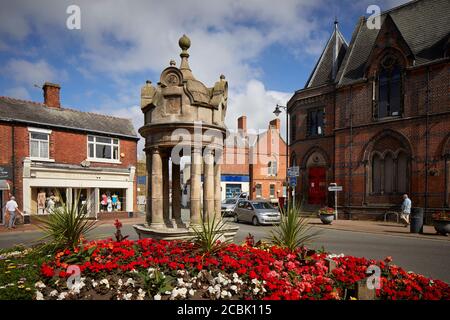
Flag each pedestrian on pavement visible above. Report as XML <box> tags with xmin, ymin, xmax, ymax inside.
<box><xmin>4</xmin><ymin>196</ymin><xmax>24</xmax><ymax>230</ymax></box>
<box><xmin>401</xmin><ymin>194</ymin><xmax>412</xmax><ymax>227</ymax></box>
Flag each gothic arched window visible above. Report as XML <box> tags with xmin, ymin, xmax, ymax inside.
<box><xmin>371</xmin><ymin>151</ymin><xmax>409</xmax><ymax>194</ymax></box>
<box><xmin>376</xmin><ymin>55</ymin><xmax>402</xmax><ymax>118</ymax></box>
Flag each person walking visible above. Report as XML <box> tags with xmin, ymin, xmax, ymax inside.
<box><xmin>400</xmin><ymin>194</ymin><xmax>412</xmax><ymax>227</ymax></box>
<box><xmin>4</xmin><ymin>196</ymin><xmax>24</xmax><ymax>230</ymax></box>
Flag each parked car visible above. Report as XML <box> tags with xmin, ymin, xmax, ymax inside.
<box><xmin>233</xmin><ymin>200</ymin><xmax>281</xmax><ymax>226</ymax></box>
<box><xmin>221</xmin><ymin>198</ymin><xmax>239</xmax><ymax>217</ymax></box>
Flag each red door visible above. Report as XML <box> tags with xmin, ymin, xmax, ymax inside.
<box><xmin>308</xmin><ymin>167</ymin><xmax>326</xmax><ymax>205</ymax></box>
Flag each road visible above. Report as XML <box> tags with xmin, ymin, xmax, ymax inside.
<box><xmin>1</xmin><ymin>219</ymin><xmax>449</xmax><ymax>283</ymax></box>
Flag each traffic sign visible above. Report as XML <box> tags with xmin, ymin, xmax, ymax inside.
<box><xmin>289</xmin><ymin>176</ymin><xmax>297</xmax><ymax>186</ymax></box>
<box><xmin>328</xmin><ymin>186</ymin><xmax>343</xmax><ymax>192</ymax></box>
<box><xmin>287</xmin><ymin>166</ymin><xmax>299</xmax><ymax>177</ymax></box>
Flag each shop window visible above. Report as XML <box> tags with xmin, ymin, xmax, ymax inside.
<box><xmin>307</xmin><ymin>108</ymin><xmax>325</xmax><ymax>136</ymax></box>
<box><xmin>88</xmin><ymin>135</ymin><xmax>120</xmax><ymax>162</ymax></box>
<box><xmin>29</xmin><ymin>129</ymin><xmax>50</xmax><ymax>160</ymax></box>
<box><xmin>100</xmin><ymin>189</ymin><xmax>126</xmax><ymax>212</ymax></box>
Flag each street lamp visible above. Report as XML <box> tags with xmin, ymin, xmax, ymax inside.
<box><xmin>273</xmin><ymin>104</ymin><xmax>289</xmax><ymax>204</ymax></box>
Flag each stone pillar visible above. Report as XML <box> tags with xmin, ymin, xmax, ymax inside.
<box><xmin>172</xmin><ymin>161</ymin><xmax>183</xmax><ymax>226</ymax></box>
<box><xmin>150</xmin><ymin>148</ymin><xmax>164</xmax><ymax>228</ymax></box>
<box><xmin>146</xmin><ymin>155</ymin><xmax>152</xmax><ymax>225</ymax></box>
<box><xmin>190</xmin><ymin>146</ymin><xmax>202</xmax><ymax>225</ymax></box>
<box><xmin>203</xmin><ymin>149</ymin><xmax>215</xmax><ymax>220</ymax></box>
<box><xmin>162</xmin><ymin>153</ymin><xmax>170</xmax><ymax>226</ymax></box>
<box><xmin>214</xmin><ymin>159</ymin><xmax>222</xmax><ymax>220</ymax></box>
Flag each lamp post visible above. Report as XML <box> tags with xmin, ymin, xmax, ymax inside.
<box><xmin>273</xmin><ymin>104</ymin><xmax>289</xmax><ymax>205</ymax></box>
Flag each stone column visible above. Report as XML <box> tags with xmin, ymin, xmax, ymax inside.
<box><xmin>150</xmin><ymin>148</ymin><xmax>164</xmax><ymax>228</ymax></box>
<box><xmin>190</xmin><ymin>146</ymin><xmax>202</xmax><ymax>225</ymax></box>
<box><xmin>145</xmin><ymin>155</ymin><xmax>152</xmax><ymax>225</ymax></box>
<box><xmin>214</xmin><ymin>156</ymin><xmax>222</xmax><ymax>220</ymax></box>
<box><xmin>162</xmin><ymin>152</ymin><xmax>170</xmax><ymax>226</ymax></box>
<box><xmin>203</xmin><ymin>149</ymin><xmax>215</xmax><ymax>220</ymax></box>
<box><xmin>172</xmin><ymin>161</ymin><xmax>183</xmax><ymax>226</ymax></box>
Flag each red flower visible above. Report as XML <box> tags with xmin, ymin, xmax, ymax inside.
<box><xmin>41</xmin><ymin>263</ymin><xmax>55</xmax><ymax>278</ymax></box>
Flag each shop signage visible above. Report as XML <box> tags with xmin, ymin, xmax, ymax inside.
<box><xmin>0</xmin><ymin>166</ymin><xmax>12</xmax><ymax>179</ymax></box>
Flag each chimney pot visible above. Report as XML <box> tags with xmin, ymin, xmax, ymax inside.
<box><xmin>43</xmin><ymin>82</ymin><xmax>61</xmax><ymax>108</ymax></box>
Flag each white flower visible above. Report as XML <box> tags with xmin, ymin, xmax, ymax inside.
<box><xmin>35</xmin><ymin>291</ymin><xmax>44</xmax><ymax>300</ymax></box>
<box><xmin>57</xmin><ymin>292</ymin><xmax>68</xmax><ymax>300</ymax></box>
<box><xmin>0</xmin><ymin>286</ymin><xmax>5</xmax><ymax>290</ymax></box>
<box><xmin>251</xmin><ymin>278</ymin><xmax>259</xmax><ymax>285</ymax></box>
<box><xmin>177</xmin><ymin>278</ymin><xmax>184</xmax><ymax>286</ymax></box>
<box><xmin>179</xmin><ymin>287</ymin><xmax>187</xmax><ymax>297</ymax></box>
<box><xmin>125</xmin><ymin>278</ymin><xmax>135</xmax><ymax>287</ymax></box>
<box><xmin>154</xmin><ymin>294</ymin><xmax>161</xmax><ymax>300</ymax></box>
<box><xmin>100</xmin><ymin>279</ymin><xmax>109</xmax><ymax>287</ymax></box>
<box><xmin>123</xmin><ymin>293</ymin><xmax>133</xmax><ymax>300</ymax></box>
<box><xmin>91</xmin><ymin>280</ymin><xmax>98</xmax><ymax>288</ymax></box>
<box><xmin>49</xmin><ymin>290</ymin><xmax>59</xmax><ymax>297</ymax></box>
<box><xmin>189</xmin><ymin>289</ymin><xmax>195</xmax><ymax>296</ymax></box>
<box><xmin>230</xmin><ymin>285</ymin><xmax>238</xmax><ymax>293</ymax></box>
<box><xmin>232</xmin><ymin>273</ymin><xmax>239</xmax><ymax>279</ymax></box>
<box><xmin>253</xmin><ymin>287</ymin><xmax>260</xmax><ymax>294</ymax></box>
<box><xmin>220</xmin><ymin>290</ymin><xmax>229</xmax><ymax>298</ymax></box>
<box><xmin>69</xmin><ymin>279</ymin><xmax>85</xmax><ymax>294</ymax></box>
<box><xmin>117</xmin><ymin>279</ymin><xmax>123</xmax><ymax>288</ymax></box>
<box><xmin>137</xmin><ymin>288</ymin><xmax>146</xmax><ymax>300</ymax></box>
<box><xmin>34</xmin><ymin>281</ymin><xmax>46</xmax><ymax>289</ymax></box>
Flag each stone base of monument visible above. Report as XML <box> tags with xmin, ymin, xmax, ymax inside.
<box><xmin>133</xmin><ymin>223</ymin><xmax>239</xmax><ymax>242</ymax></box>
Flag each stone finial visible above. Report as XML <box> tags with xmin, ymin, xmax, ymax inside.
<box><xmin>220</xmin><ymin>74</ymin><xmax>226</xmax><ymax>80</ymax></box>
<box><xmin>179</xmin><ymin>34</ymin><xmax>191</xmax><ymax>52</ymax></box>
<box><xmin>170</xmin><ymin>59</ymin><xmax>176</xmax><ymax>66</ymax></box>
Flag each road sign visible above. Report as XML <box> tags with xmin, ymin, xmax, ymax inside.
<box><xmin>328</xmin><ymin>186</ymin><xmax>343</xmax><ymax>192</ymax></box>
<box><xmin>287</xmin><ymin>166</ymin><xmax>299</xmax><ymax>177</ymax></box>
<box><xmin>289</xmin><ymin>176</ymin><xmax>297</xmax><ymax>186</ymax></box>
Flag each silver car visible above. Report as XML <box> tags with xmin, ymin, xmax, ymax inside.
<box><xmin>221</xmin><ymin>198</ymin><xmax>239</xmax><ymax>217</ymax></box>
<box><xmin>234</xmin><ymin>200</ymin><xmax>281</xmax><ymax>225</ymax></box>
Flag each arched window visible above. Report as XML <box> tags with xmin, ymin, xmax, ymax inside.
<box><xmin>372</xmin><ymin>154</ymin><xmax>382</xmax><ymax>193</ymax></box>
<box><xmin>371</xmin><ymin>151</ymin><xmax>409</xmax><ymax>194</ymax></box>
<box><xmin>376</xmin><ymin>55</ymin><xmax>402</xmax><ymax>118</ymax></box>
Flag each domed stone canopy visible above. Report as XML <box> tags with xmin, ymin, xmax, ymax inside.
<box><xmin>135</xmin><ymin>35</ymin><xmax>238</xmax><ymax>242</ymax></box>
<box><xmin>140</xmin><ymin>34</ymin><xmax>228</xmax><ymax>150</ymax></box>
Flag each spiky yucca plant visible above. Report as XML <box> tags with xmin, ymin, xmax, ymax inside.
<box><xmin>268</xmin><ymin>204</ymin><xmax>319</xmax><ymax>251</ymax></box>
<box><xmin>36</xmin><ymin>191</ymin><xmax>96</xmax><ymax>253</ymax></box>
<box><xmin>191</xmin><ymin>212</ymin><xmax>228</xmax><ymax>255</ymax></box>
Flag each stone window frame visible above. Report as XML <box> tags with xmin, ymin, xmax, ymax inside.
<box><xmin>369</xmin><ymin>149</ymin><xmax>410</xmax><ymax>196</ymax></box>
<box><xmin>372</xmin><ymin>52</ymin><xmax>405</xmax><ymax>121</ymax></box>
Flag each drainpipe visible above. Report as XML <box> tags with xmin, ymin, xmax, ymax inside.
<box><xmin>424</xmin><ymin>66</ymin><xmax>430</xmax><ymax>229</ymax></box>
<box><xmin>348</xmin><ymin>86</ymin><xmax>353</xmax><ymax>219</ymax></box>
<box><xmin>11</xmin><ymin>124</ymin><xmax>15</xmax><ymax>196</ymax></box>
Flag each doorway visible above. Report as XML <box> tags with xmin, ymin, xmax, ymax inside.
<box><xmin>308</xmin><ymin>167</ymin><xmax>326</xmax><ymax>205</ymax></box>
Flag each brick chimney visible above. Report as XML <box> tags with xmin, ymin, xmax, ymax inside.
<box><xmin>237</xmin><ymin>116</ymin><xmax>247</xmax><ymax>134</ymax></box>
<box><xmin>43</xmin><ymin>82</ymin><xmax>61</xmax><ymax>108</ymax></box>
<box><xmin>269</xmin><ymin>118</ymin><xmax>280</xmax><ymax>130</ymax></box>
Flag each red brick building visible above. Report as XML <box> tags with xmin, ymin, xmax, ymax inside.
<box><xmin>287</xmin><ymin>0</ymin><xmax>450</xmax><ymax>218</ymax></box>
<box><xmin>221</xmin><ymin>116</ymin><xmax>287</xmax><ymax>203</ymax></box>
<box><xmin>0</xmin><ymin>83</ymin><xmax>139</xmax><ymax>220</ymax></box>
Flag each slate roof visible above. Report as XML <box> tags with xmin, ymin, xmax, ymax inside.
<box><xmin>336</xmin><ymin>0</ymin><xmax>450</xmax><ymax>86</ymax></box>
<box><xmin>305</xmin><ymin>0</ymin><xmax>450</xmax><ymax>89</ymax></box>
<box><xmin>305</xmin><ymin>24</ymin><xmax>348</xmax><ymax>88</ymax></box>
<box><xmin>0</xmin><ymin>96</ymin><xmax>138</xmax><ymax>139</ymax></box>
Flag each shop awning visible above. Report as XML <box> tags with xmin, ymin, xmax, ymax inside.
<box><xmin>0</xmin><ymin>180</ymin><xmax>10</xmax><ymax>190</ymax></box>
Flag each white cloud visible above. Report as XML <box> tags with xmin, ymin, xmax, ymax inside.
<box><xmin>3</xmin><ymin>58</ymin><xmax>59</xmax><ymax>86</ymax></box>
<box><xmin>227</xmin><ymin>80</ymin><xmax>291</xmax><ymax>139</ymax></box>
<box><xmin>3</xmin><ymin>86</ymin><xmax>31</xmax><ymax>100</ymax></box>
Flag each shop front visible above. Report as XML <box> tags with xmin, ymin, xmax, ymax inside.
<box><xmin>22</xmin><ymin>159</ymin><xmax>135</xmax><ymax>218</ymax></box>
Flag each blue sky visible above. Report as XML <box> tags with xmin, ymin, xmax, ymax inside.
<box><xmin>0</xmin><ymin>0</ymin><xmax>408</xmax><ymax>154</ymax></box>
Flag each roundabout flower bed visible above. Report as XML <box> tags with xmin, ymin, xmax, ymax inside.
<box><xmin>34</xmin><ymin>238</ymin><xmax>450</xmax><ymax>300</ymax></box>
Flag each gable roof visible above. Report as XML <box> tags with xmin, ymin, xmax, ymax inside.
<box><xmin>305</xmin><ymin>22</ymin><xmax>348</xmax><ymax>88</ymax></box>
<box><xmin>0</xmin><ymin>96</ymin><xmax>138</xmax><ymax>139</ymax></box>
<box><xmin>336</xmin><ymin>0</ymin><xmax>450</xmax><ymax>86</ymax></box>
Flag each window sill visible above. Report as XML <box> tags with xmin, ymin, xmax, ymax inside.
<box><xmin>87</xmin><ymin>158</ymin><xmax>122</xmax><ymax>164</ymax></box>
<box><xmin>29</xmin><ymin>158</ymin><xmax>55</xmax><ymax>162</ymax></box>
<box><xmin>374</xmin><ymin>115</ymin><xmax>401</xmax><ymax>121</ymax></box>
